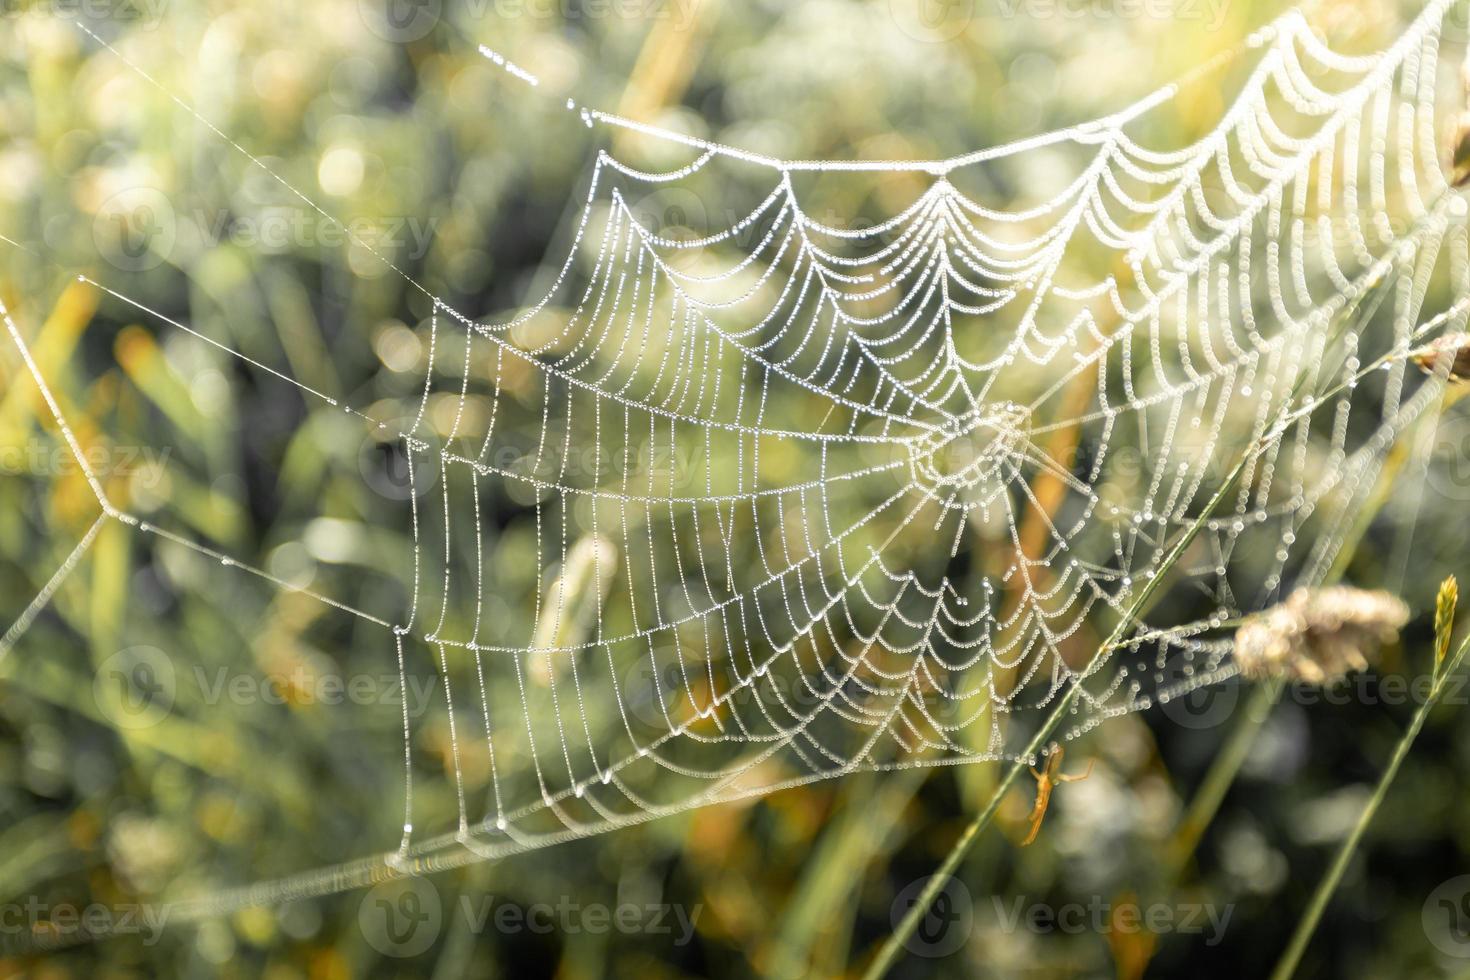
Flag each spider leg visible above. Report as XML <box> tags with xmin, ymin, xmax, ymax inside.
<box><xmin>1020</xmin><ymin>756</ymin><xmax>1094</xmax><ymax>846</ymax></box>
<box><xmin>1058</xmin><ymin>759</ymin><xmax>1094</xmax><ymax>783</ymax></box>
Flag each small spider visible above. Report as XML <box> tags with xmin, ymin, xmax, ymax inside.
<box><xmin>1021</xmin><ymin>745</ymin><xmax>1094</xmax><ymax>846</ymax></box>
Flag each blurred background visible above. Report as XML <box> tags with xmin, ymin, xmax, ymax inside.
<box><xmin>5</xmin><ymin>0</ymin><xmax>1470</xmax><ymax>976</ymax></box>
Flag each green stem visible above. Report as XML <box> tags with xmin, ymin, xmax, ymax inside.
<box><xmin>1165</xmin><ymin>680</ymin><xmax>1280</xmax><ymax>878</ymax></box>
<box><xmin>864</xmin><ymin>193</ymin><xmax>1457</xmax><ymax>980</ymax></box>
<box><xmin>863</xmin><ymin>432</ymin><xmax>1254</xmax><ymax>980</ymax></box>
<box><xmin>859</xmin><ymin>686</ymin><xmax>1077</xmax><ymax>980</ymax></box>
<box><xmin>1269</xmin><ymin>632</ymin><xmax>1470</xmax><ymax>980</ymax></box>
<box><xmin>1164</xmin><ymin>421</ymin><xmax>1419</xmax><ymax>880</ymax></box>
<box><xmin>1157</xmin><ymin>190</ymin><xmax>1456</xmax><ymax>884</ymax></box>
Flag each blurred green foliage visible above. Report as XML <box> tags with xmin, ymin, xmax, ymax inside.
<box><xmin>3</xmin><ymin>0</ymin><xmax>1470</xmax><ymax>977</ymax></box>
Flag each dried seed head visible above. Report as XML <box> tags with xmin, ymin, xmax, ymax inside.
<box><xmin>1413</xmin><ymin>332</ymin><xmax>1470</xmax><ymax>381</ymax></box>
<box><xmin>1234</xmin><ymin>586</ymin><xmax>1410</xmax><ymax>686</ymax></box>
<box><xmin>1450</xmin><ymin>112</ymin><xmax>1470</xmax><ymax>188</ymax></box>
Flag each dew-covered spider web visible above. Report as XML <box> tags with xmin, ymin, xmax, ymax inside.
<box><xmin>8</xmin><ymin>0</ymin><xmax>1470</xmax><ymax>910</ymax></box>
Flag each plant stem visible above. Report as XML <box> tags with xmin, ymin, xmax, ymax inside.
<box><xmin>1165</xmin><ymin>680</ymin><xmax>1279</xmax><ymax>878</ymax></box>
<box><xmin>1158</xmin><ymin>205</ymin><xmax>1454</xmax><ymax>884</ymax></box>
<box><xmin>1269</xmin><ymin>632</ymin><xmax>1470</xmax><ymax>980</ymax></box>
<box><xmin>864</xmin><ymin>194</ymin><xmax>1456</xmax><ymax>980</ymax></box>
<box><xmin>863</xmin><ymin>436</ymin><xmax>1255</xmax><ymax>980</ymax></box>
<box><xmin>859</xmin><ymin>685</ymin><xmax>1076</xmax><ymax>980</ymax></box>
<box><xmin>1164</xmin><ymin>424</ymin><xmax>1418</xmax><ymax>880</ymax></box>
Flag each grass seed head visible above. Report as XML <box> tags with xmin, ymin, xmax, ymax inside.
<box><xmin>1234</xmin><ymin>586</ymin><xmax>1410</xmax><ymax>685</ymax></box>
<box><xmin>1413</xmin><ymin>332</ymin><xmax>1470</xmax><ymax>381</ymax></box>
<box><xmin>1436</xmin><ymin>576</ymin><xmax>1459</xmax><ymax>669</ymax></box>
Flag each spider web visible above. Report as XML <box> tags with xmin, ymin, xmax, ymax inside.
<box><xmin>5</xmin><ymin>0</ymin><xmax>1470</xmax><ymax>907</ymax></box>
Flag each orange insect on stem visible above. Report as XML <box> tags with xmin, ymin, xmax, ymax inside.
<box><xmin>1021</xmin><ymin>746</ymin><xmax>1094</xmax><ymax>847</ymax></box>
